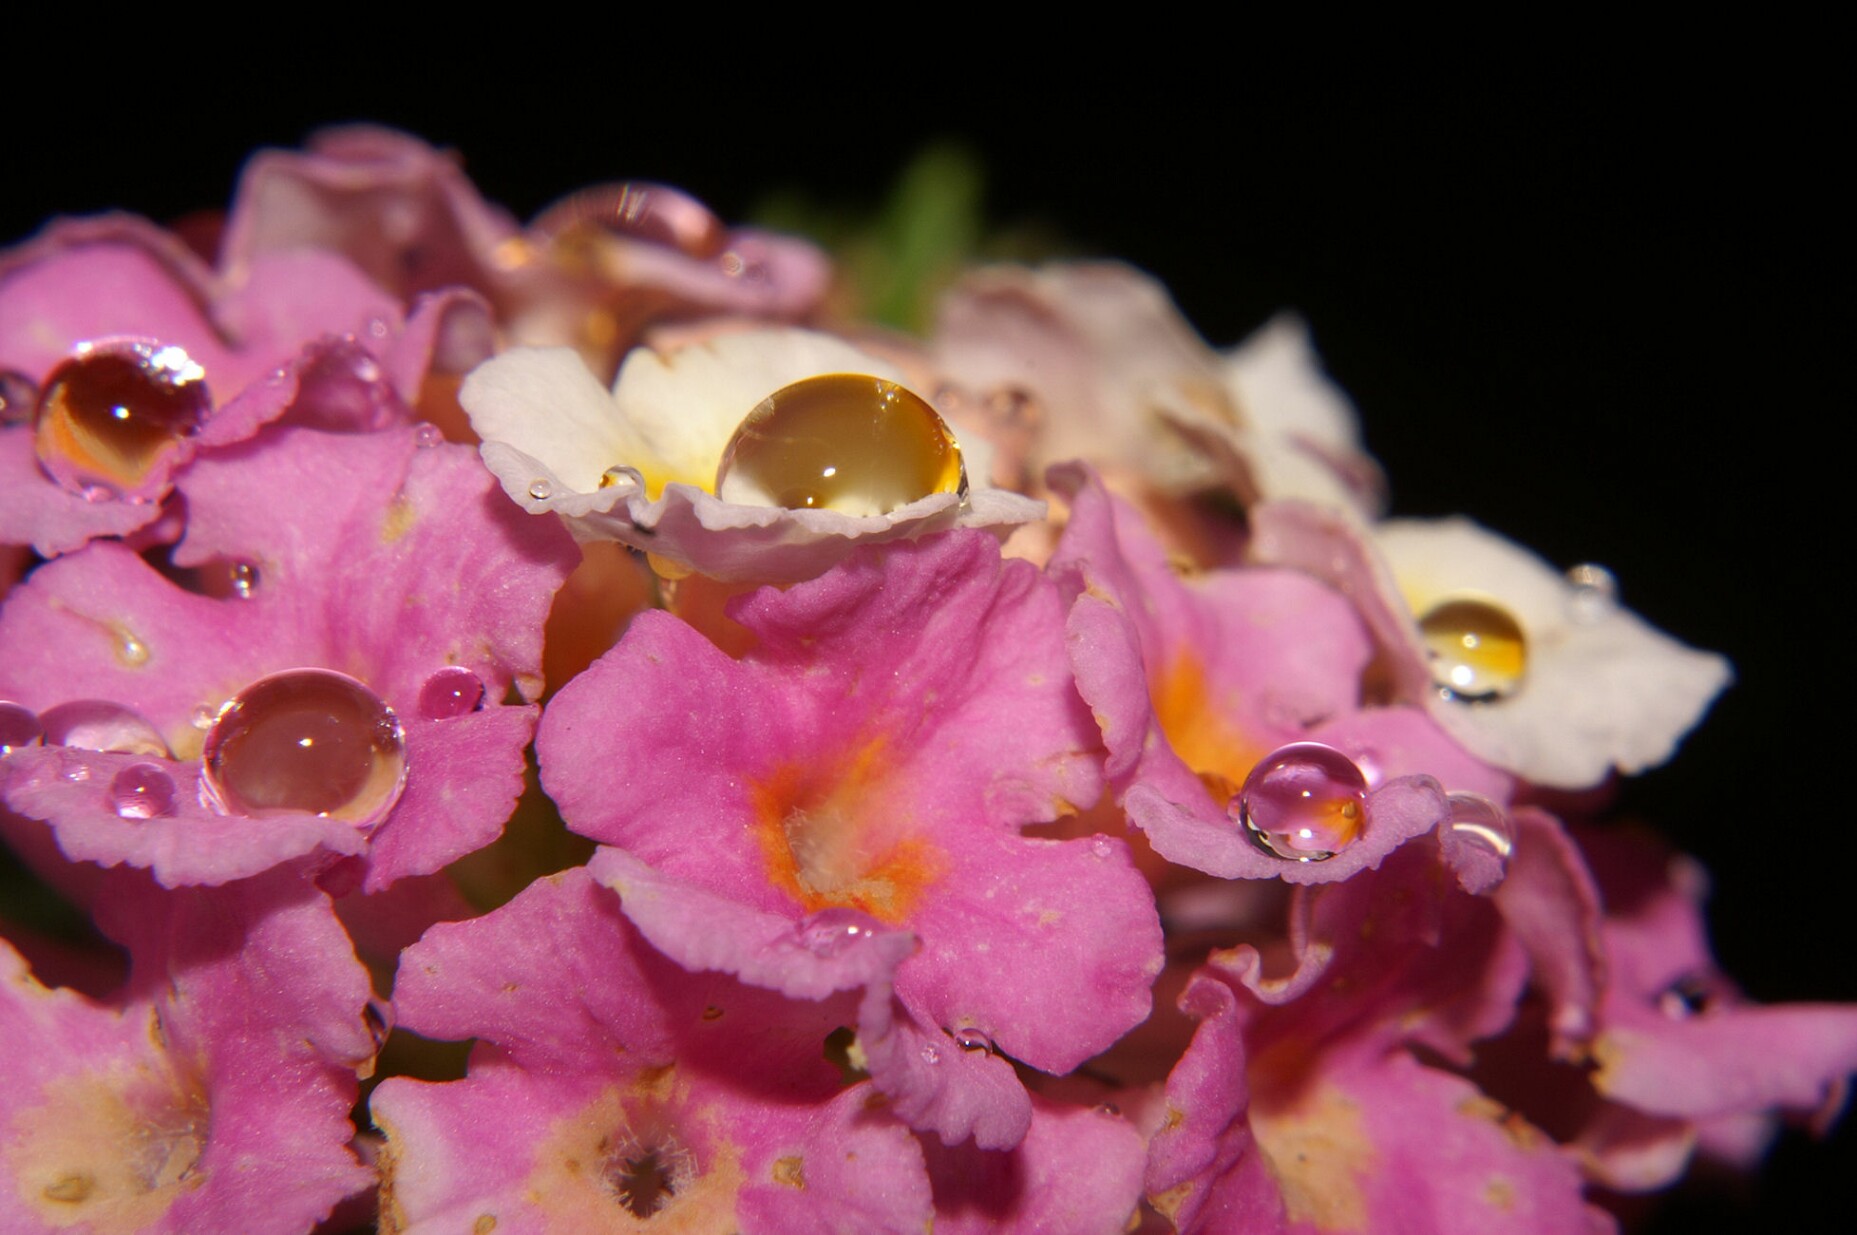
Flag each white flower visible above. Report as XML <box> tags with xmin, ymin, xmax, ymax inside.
<box><xmin>461</xmin><ymin>327</ymin><xmax>1041</xmax><ymax>582</ymax></box>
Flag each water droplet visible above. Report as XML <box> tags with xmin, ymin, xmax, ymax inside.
<box><xmin>111</xmin><ymin>763</ymin><xmax>177</xmax><ymax>819</ymax></box>
<box><xmin>0</xmin><ymin>701</ymin><xmax>44</xmax><ymax>754</ymax></box>
<box><xmin>365</xmin><ymin>317</ymin><xmax>392</xmax><ymax>341</ymax></box>
<box><xmin>533</xmin><ymin>182</ymin><xmax>728</xmax><ymax>260</ymax></box>
<box><xmin>1088</xmin><ymin>834</ymin><xmax>1114</xmax><ymax>859</ymax></box>
<box><xmin>200</xmin><ymin>668</ymin><xmax>407</xmax><ymax>827</ymax></box>
<box><xmin>191</xmin><ymin>702</ymin><xmax>220</xmax><ymax>730</ymax></box>
<box><xmin>1094</xmin><ymin>1101</ymin><xmax>1122</xmax><ymax>1117</ymax></box>
<box><xmin>714</xmin><ymin>374</ymin><xmax>968</xmax><ymax>516</ymax></box>
<box><xmin>1417</xmin><ymin>596</ymin><xmax>1527</xmax><ymax>701</ymax></box>
<box><xmin>919</xmin><ymin>1043</ymin><xmax>941</xmax><ymax>1065</ymax></box>
<box><xmin>527</xmin><ymin>479</ymin><xmax>552</xmax><ymax>500</ymax></box>
<box><xmin>796</xmin><ymin>906</ymin><xmax>880</xmax><ymax>957</ymax></box>
<box><xmin>226</xmin><ymin>561</ymin><xmax>258</xmax><ymax>599</ymax></box>
<box><xmin>61</xmin><ymin>764</ymin><xmax>90</xmax><ymax>782</ymax></box>
<box><xmin>1446</xmin><ymin>791</ymin><xmax>1515</xmax><ymax>865</ymax></box>
<box><xmin>418</xmin><ymin>666</ymin><xmax>485</xmax><ymax>719</ymax></box>
<box><xmin>182</xmin><ymin>558</ymin><xmax>260</xmax><ymax>600</ymax></box>
<box><xmin>951</xmin><ymin>1027</ymin><xmax>993</xmax><ymax>1053</ymax></box>
<box><xmin>1657</xmin><ymin>971</ymin><xmax>1727</xmax><ymax>1020</ymax></box>
<box><xmin>1564</xmin><ymin>563</ymin><xmax>1618</xmax><ymax>624</ymax></box>
<box><xmin>32</xmin><ymin>340</ymin><xmax>211</xmax><ymax>503</ymax></box>
<box><xmin>717</xmin><ymin>249</ymin><xmax>765</xmax><ymax>281</ymax></box>
<box><xmin>0</xmin><ymin>369</ymin><xmax>39</xmax><ymax>425</ymax></box>
<box><xmin>1231</xmin><ymin>742</ymin><xmax>1368</xmax><ymax>862</ymax></box>
<box><xmin>38</xmin><ymin>701</ymin><xmax>172</xmax><ymax>757</ymax></box>
<box><xmin>117</xmin><ymin>630</ymin><xmax>150</xmax><ymax>666</ymax></box>
<box><xmin>598</xmin><ymin>466</ymin><xmax>631</xmax><ymax>490</ymax></box>
<box><xmin>414</xmin><ymin>423</ymin><xmax>443</xmax><ymax>448</ymax></box>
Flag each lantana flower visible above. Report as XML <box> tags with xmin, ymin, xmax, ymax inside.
<box><xmin>537</xmin><ymin>531</ymin><xmax>1163</xmax><ymax>1147</ymax></box>
<box><xmin>0</xmin><ymin>213</ymin><xmax>489</xmax><ymax>557</ymax></box>
<box><xmin>0</xmin><ymin>427</ymin><xmax>574</xmax><ymax>890</ymax></box>
<box><xmin>1250</xmin><ymin>503</ymin><xmax>1732</xmax><ymax>787</ymax></box>
<box><xmin>463</xmin><ymin>327</ymin><xmax>1043</xmax><ymax>582</ymax></box>
<box><xmin>0</xmin><ymin>865</ymin><xmax>376</xmax><ymax>1234</ymax></box>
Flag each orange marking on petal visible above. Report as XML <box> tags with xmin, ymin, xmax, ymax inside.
<box><xmin>1149</xmin><ymin>650</ymin><xmax>1266</xmax><ymax>797</ymax></box>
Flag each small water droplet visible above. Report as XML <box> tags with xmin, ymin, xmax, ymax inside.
<box><xmin>717</xmin><ymin>249</ymin><xmax>765</xmax><ymax>281</ymax></box>
<box><xmin>527</xmin><ymin>479</ymin><xmax>552</xmax><ymax>500</ymax></box>
<box><xmin>110</xmin><ymin>763</ymin><xmax>177</xmax><ymax>819</ymax></box>
<box><xmin>796</xmin><ymin>907</ymin><xmax>880</xmax><ymax>957</ymax></box>
<box><xmin>533</xmin><ymin>182</ymin><xmax>728</xmax><ymax>259</ymax></box>
<box><xmin>951</xmin><ymin>1027</ymin><xmax>993</xmax><ymax>1053</ymax></box>
<box><xmin>1446</xmin><ymin>791</ymin><xmax>1515</xmax><ymax>866</ymax></box>
<box><xmin>414</xmin><ymin>423</ymin><xmax>443</xmax><ymax>448</ymax></box>
<box><xmin>364</xmin><ymin>1000</ymin><xmax>391</xmax><ymax>1049</ymax></box>
<box><xmin>32</xmin><ymin>339</ymin><xmax>211</xmax><ymax>503</ymax></box>
<box><xmin>1231</xmin><ymin>742</ymin><xmax>1368</xmax><ymax>862</ymax></box>
<box><xmin>418</xmin><ymin>666</ymin><xmax>485</xmax><ymax>720</ymax></box>
<box><xmin>1565</xmin><ymin>563</ymin><xmax>1619</xmax><ymax>624</ymax></box>
<box><xmin>38</xmin><ymin>701</ymin><xmax>171</xmax><ymax>757</ymax></box>
<box><xmin>919</xmin><ymin>1043</ymin><xmax>941</xmax><ymax>1065</ymax></box>
<box><xmin>117</xmin><ymin>631</ymin><xmax>150</xmax><ymax>666</ymax></box>
<box><xmin>0</xmin><ymin>370</ymin><xmax>39</xmax><ymax>425</ymax></box>
<box><xmin>714</xmin><ymin>374</ymin><xmax>967</xmax><ymax>516</ymax></box>
<box><xmin>1088</xmin><ymin>834</ymin><xmax>1114</xmax><ymax>859</ymax></box>
<box><xmin>61</xmin><ymin>764</ymin><xmax>91</xmax><ymax>782</ymax></box>
<box><xmin>351</xmin><ymin>355</ymin><xmax>382</xmax><ymax>383</ymax></box>
<box><xmin>200</xmin><ymin>668</ymin><xmax>407</xmax><ymax>827</ymax></box>
<box><xmin>1417</xmin><ymin>596</ymin><xmax>1527</xmax><ymax>701</ymax></box>
<box><xmin>598</xmin><ymin>465</ymin><xmax>631</xmax><ymax>490</ymax></box>
<box><xmin>365</xmin><ymin>317</ymin><xmax>392</xmax><ymax>341</ymax></box>
<box><xmin>1657</xmin><ymin>971</ymin><xmax>1726</xmax><ymax>1020</ymax></box>
<box><xmin>191</xmin><ymin>702</ymin><xmax>220</xmax><ymax>730</ymax></box>
<box><xmin>227</xmin><ymin>561</ymin><xmax>258</xmax><ymax>599</ymax></box>
<box><xmin>0</xmin><ymin>701</ymin><xmax>44</xmax><ymax>754</ymax></box>
<box><xmin>1093</xmin><ymin>1101</ymin><xmax>1122</xmax><ymax>1117</ymax></box>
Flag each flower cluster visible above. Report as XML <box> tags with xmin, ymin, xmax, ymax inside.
<box><xmin>1</xmin><ymin>127</ymin><xmax>1849</xmax><ymax>1235</ymax></box>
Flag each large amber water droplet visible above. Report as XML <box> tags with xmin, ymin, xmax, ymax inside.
<box><xmin>1417</xmin><ymin>596</ymin><xmax>1527</xmax><ymax>701</ymax></box>
<box><xmin>33</xmin><ymin>341</ymin><xmax>211</xmax><ymax>503</ymax></box>
<box><xmin>200</xmin><ymin>669</ymin><xmax>406</xmax><ymax>826</ymax></box>
<box><xmin>714</xmin><ymin>374</ymin><xmax>967</xmax><ymax>516</ymax></box>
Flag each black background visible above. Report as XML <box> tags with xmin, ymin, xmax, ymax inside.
<box><xmin>6</xmin><ymin>62</ymin><xmax>1849</xmax><ymax>1232</ymax></box>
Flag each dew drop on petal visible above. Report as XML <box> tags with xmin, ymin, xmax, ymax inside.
<box><xmin>414</xmin><ymin>423</ymin><xmax>443</xmax><ymax>448</ymax></box>
<box><xmin>1094</xmin><ymin>1101</ymin><xmax>1122</xmax><ymax>1117</ymax></box>
<box><xmin>527</xmin><ymin>479</ymin><xmax>552</xmax><ymax>500</ymax></box>
<box><xmin>418</xmin><ymin>666</ymin><xmax>485</xmax><ymax>720</ymax></box>
<box><xmin>0</xmin><ymin>369</ymin><xmax>38</xmax><ymax>425</ymax></box>
<box><xmin>1417</xmin><ymin>596</ymin><xmax>1527</xmax><ymax>701</ymax></box>
<box><xmin>1446</xmin><ymin>791</ymin><xmax>1515</xmax><ymax>865</ymax></box>
<box><xmin>1231</xmin><ymin>741</ymin><xmax>1367</xmax><ymax>862</ymax></box>
<box><xmin>38</xmin><ymin>701</ymin><xmax>171</xmax><ymax>757</ymax></box>
<box><xmin>1657</xmin><ymin>971</ymin><xmax>1728</xmax><ymax>1020</ymax></box>
<box><xmin>919</xmin><ymin>1043</ymin><xmax>941</xmax><ymax>1065</ymax></box>
<box><xmin>796</xmin><ymin>906</ymin><xmax>880</xmax><ymax>958</ymax></box>
<box><xmin>0</xmin><ymin>701</ymin><xmax>44</xmax><ymax>754</ymax></box>
<box><xmin>32</xmin><ymin>340</ymin><xmax>211</xmax><ymax>503</ymax></box>
<box><xmin>715</xmin><ymin>374</ymin><xmax>967</xmax><ymax>516</ymax></box>
<box><xmin>200</xmin><ymin>669</ymin><xmax>406</xmax><ymax>826</ymax></box>
<box><xmin>1565</xmin><ymin>562</ymin><xmax>1619</xmax><ymax>624</ymax></box>
<box><xmin>951</xmin><ymin>1027</ymin><xmax>993</xmax><ymax>1053</ymax></box>
<box><xmin>1088</xmin><ymin>833</ymin><xmax>1114</xmax><ymax>859</ymax></box>
<box><xmin>111</xmin><ymin>763</ymin><xmax>177</xmax><ymax>819</ymax></box>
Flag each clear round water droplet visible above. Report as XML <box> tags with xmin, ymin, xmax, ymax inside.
<box><xmin>111</xmin><ymin>762</ymin><xmax>176</xmax><ymax>819</ymax></box>
<box><xmin>1564</xmin><ymin>563</ymin><xmax>1619</xmax><ymax>624</ymax></box>
<box><xmin>796</xmin><ymin>906</ymin><xmax>880</xmax><ymax>958</ymax></box>
<box><xmin>418</xmin><ymin>666</ymin><xmax>485</xmax><ymax>720</ymax></box>
<box><xmin>1231</xmin><ymin>742</ymin><xmax>1368</xmax><ymax>862</ymax></box>
<box><xmin>116</xmin><ymin>630</ymin><xmax>150</xmax><ymax>666</ymax></box>
<box><xmin>951</xmin><ymin>1027</ymin><xmax>993</xmax><ymax>1053</ymax></box>
<box><xmin>715</xmin><ymin>374</ymin><xmax>968</xmax><ymax>516</ymax></box>
<box><xmin>1417</xmin><ymin>596</ymin><xmax>1528</xmax><ymax>701</ymax></box>
<box><xmin>1446</xmin><ymin>791</ymin><xmax>1515</xmax><ymax>866</ymax></box>
<box><xmin>0</xmin><ymin>369</ymin><xmax>39</xmax><ymax>425</ymax></box>
<box><xmin>414</xmin><ymin>423</ymin><xmax>443</xmax><ymax>448</ymax></box>
<box><xmin>38</xmin><ymin>701</ymin><xmax>172</xmax><ymax>757</ymax></box>
<box><xmin>0</xmin><ymin>701</ymin><xmax>44</xmax><ymax>755</ymax></box>
<box><xmin>1094</xmin><ymin>1101</ymin><xmax>1122</xmax><ymax>1117</ymax></box>
<box><xmin>1657</xmin><ymin>971</ymin><xmax>1727</xmax><ymax>1020</ymax></box>
<box><xmin>200</xmin><ymin>668</ymin><xmax>407</xmax><ymax>827</ymax></box>
<box><xmin>533</xmin><ymin>182</ymin><xmax>729</xmax><ymax>259</ymax></box>
<box><xmin>191</xmin><ymin>703</ymin><xmax>219</xmax><ymax>730</ymax></box>
<box><xmin>33</xmin><ymin>340</ymin><xmax>211</xmax><ymax>503</ymax></box>
<box><xmin>527</xmin><ymin>479</ymin><xmax>552</xmax><ymax>500</ymax></box>
<box><xmin>919</xmin><ymin>1043</ymin><xmax>941</xmax><ymax>1065</ymax></box>
<box><xmin>1088</xmin><ymin>833</ymin><xmax>1114</xmax><ymax>859</ymax></box>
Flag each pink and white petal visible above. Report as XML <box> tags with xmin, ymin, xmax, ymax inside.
<box><xmin>3</xmin><ymin>747</ymin><xmax>364</xmax><ymax>886</ymax></box>
<box><xmin>922</xmin><ymin>1096</ymin><xmax>1145</xmax><ymax>1235</ymax></box>
<box><xmin>1495</xmin><ymin>809</ymin><xmax>1607</xmax><ymax>1055</ymax></box>
<box><xmin>734</xmin><ymin>1084</ymin><xmax>935</xmax><ymax>1235</ymax></box>
<box><xmin>1592</xmin><ymin>1005</ymin><xmax>1857</xmax><ymax>1121</ymax></box>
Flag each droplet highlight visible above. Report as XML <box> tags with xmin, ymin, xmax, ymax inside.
<box><xmin>0</xmin><ymin>701</ymin><xmax>44</xmax><ymax>754</ymax></box>
<box><xmin>796</xmin><ymin>907</ymin><xmax>880</xmax><ymax>958</ymax></box>
<box><xmin>1232</xmin><ymin>742</ymin><xmax>1368</xmax><ymax>862</ymax></box>
<box><xmin>200</xmin><ymin>669</ymin><xmax>406</xmax><ymax>826</ymax></box>
<box><xmin>414</xmin><ymin>423</ymin><xmax>443</xmax><ymax>448</ymax></box>
<box><xmin>0</xmin><ymin>369</ymin><xmax>38</xmax><ymax>425</ymax></box>
<box><xmin>38</xmin><ymin>701</ymin><xmax>172</xmax><ymax>757</ymax></box>
<box><xmin>418</xmin><ymin>666</ymin><xmax>485</xmax><ymax>720</ymax></box>
<box><xmin>33</xmin><ymin>340</ymin><xmax>210</xmax><ymax>502</ymax></box>
<box><xmin>714</xmin><ymin>373</ymin><xmax>967</xmax><ymax>516</ymax></box>
<box><xmin>527</xmin><ymin>479</ymin><xmax>552</xmax><ymax>500</ymax></box>
<box><xmin>951</xmin><ymin>1027</ymin><xmax>994</xmax><ymax>1053</ymax></box>
<box><xmin>1564</xmin><ymin>563</ymin><xmax>1619</xmax><ymax>624</ymax></box>
<box><xmin>1446</xmin><ymin>791</ymin><xmax>1515</xmax><ymax>863</ymax></box>
<box><xmin>111</xmin><ymin>763</ymin><xmax>177</xmax><ymax>819</ymax></box>
<box><xmin>1417</xmin><ymin>596</ymin><xmax>1528</xmax><ymax>701</ymax></box>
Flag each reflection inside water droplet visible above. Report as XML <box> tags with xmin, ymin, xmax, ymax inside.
<box><xmin>200</xmin><ymin>669</ymin><xmax>406</xmax><ymax>826</ymax></box>
<box><xmin>1418</xmin><ymin>596</ymin><xmax>1527</xmax><ymax>701</ymax></box>
<box><xmin>527</xmin><ymin>479</ymin><xmax>552</xmax><ymax>500</ymax></box>
<box><xmin>0</xmin><ymin>701</ymin><xmax>44</xmax><ymax>754</ymax></box>
<box><xmin>951</xmin><ymin>1027</ymin><xmax>993</xmax><ymax>1053</ymax></box>
<box><xmin>111</xmin><ymin>763</ymin><xmax>177</xmax><ymax>819</ymax></box>
<box><xmin>1445</xmin><ymin>791</ymin><xmax>1515</xmax><ymax>866</ymax></box>
<box><xmin>414</xmin><ymin>423</ymin><xmax>442</xmax><ymax>448</ymax></box>
<box><xmin>714</xmin><ymin>374</ymin><xmax>967</xmax><ymax>516</ymax></box>
<box><xmin>418</xmin><ymin>666</ymin><xmax>485</xmax><ymax>720</ymax></box>
<box><xmin>1564</xmin><ymin>562</ymin><xmax>1618</xmax><ymax>624</ymax></box>
<box><xmin>0</xmin><ymin>370</ymin><xmax>38</xmax><ymax>425</ymax></box>
<box><xmin>33</xmin><ymin>339</ymin><xmax>211</xmax><ymax>503</ymax></box>
<box><xmin>38</xmin><ymin>701</ymin><xmax>171</xmax><ymax>757</ymax></box>
<box><xmin>1232</xmin><ymin>742</ymin><xmax>1367</xmax><ymax>862</ymax></box>
<box><xmin>796</xmin><ymin>906</ymin><xmax>880</xmax><ymax>957</ymax></box>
